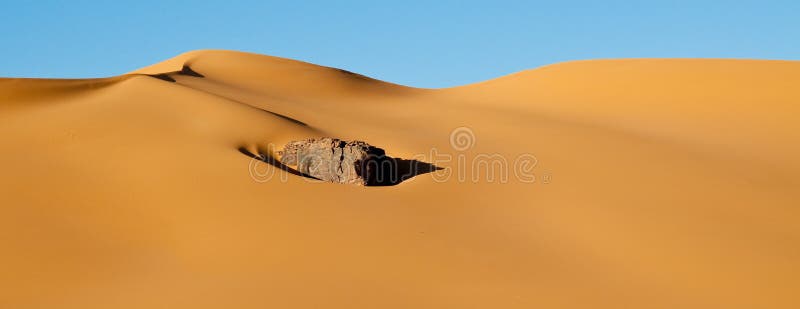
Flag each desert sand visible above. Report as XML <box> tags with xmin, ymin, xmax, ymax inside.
<box><xmin>1</xmin><ymin>50</ymin><xmax>798</xmax><ymax>308</ymax></box>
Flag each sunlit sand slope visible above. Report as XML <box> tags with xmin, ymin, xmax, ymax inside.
<box><xmin>1</xmin><ymin>50</ymin><xmax>798</xmax><ymax>308</ymax></box>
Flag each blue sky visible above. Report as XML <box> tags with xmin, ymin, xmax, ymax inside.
<box><xmin>1</xmin><ymin>0</ymin><xmax>798</xmax><ymax>88</ymax></box>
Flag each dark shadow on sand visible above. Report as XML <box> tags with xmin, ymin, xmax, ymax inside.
<box><xmin>361</xmin><ymin>154</ymin><xmax>443</xmax><ymax>186</ymax></box>
<box><xmin>148</xmin><ymin>73</ymin><xmax>176</xmax><ymax>82</ymax></box>
<box><xmin>179</xmin><ymin>65</ymin><xmax>204</xmax><ymax>77</ymax></box>
<box><xmin>238</xmin><ymin>147</ymin><xmax>315</xmax><ymax>179</ymax></box>
<box><xmin>147</xmin><ymin>64</ymin><xmax>204</xmax><ymax>83</ymax></box>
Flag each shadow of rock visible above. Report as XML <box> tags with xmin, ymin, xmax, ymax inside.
<box><xmin>363</xmin><ymin>155</ymin><xmax>443</xmax><ymax>186</ymax></box>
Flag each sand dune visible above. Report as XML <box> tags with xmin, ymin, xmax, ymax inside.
<box><xmin>1</xmin><ymin>50</ymin><xmax>798</xmax><ymax>308</ymax></box>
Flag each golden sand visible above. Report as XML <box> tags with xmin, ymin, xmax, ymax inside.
<box><xmin>1</xmin><ymin>50</ymin><xmax>798</xmax><ymax>308</ymax></box>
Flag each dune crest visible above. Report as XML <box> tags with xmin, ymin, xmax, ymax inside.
<box><xmin>1</xmin><ymin>50</ymin><xmax>799</xmax><ymax>309</ymax></box>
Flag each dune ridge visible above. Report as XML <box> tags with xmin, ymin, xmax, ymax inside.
<box><xmin>1</xmin><ymin>50</ymin><xmax>798</xmax><ymax>309</ymax></box>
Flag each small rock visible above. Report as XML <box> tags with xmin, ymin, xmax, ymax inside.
<box><xmin>279</xmin><ymin>138</ymin><xmax>385</xmax><ymax>185</ymax></box>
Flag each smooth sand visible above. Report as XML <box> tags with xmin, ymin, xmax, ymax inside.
<box><xmin>1</xmin><ymin>50</ymin><xmax>798</xmax><ymax>308</ymax></box>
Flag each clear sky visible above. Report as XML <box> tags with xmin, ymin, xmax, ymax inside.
<box><xmin>1</xmin><ymin>0</ymin><xmax>798</xmax><ymax>88</ymax></box>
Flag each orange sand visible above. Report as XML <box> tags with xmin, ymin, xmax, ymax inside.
<box><xmin>1</xmin><ymin>50</ymin><xmax>798</xmax><ymax>308</ymax></box>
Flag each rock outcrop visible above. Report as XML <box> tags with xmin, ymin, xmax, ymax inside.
<box><xmin>279</xmin><ymin>138</ymin><xmax>386</xmax><ymax>185</ymax></box>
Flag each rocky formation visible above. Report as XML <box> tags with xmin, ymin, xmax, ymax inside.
<box><xmin>277</xmin><ymin>138</ymin><xmax>442</xmax><ymax>186</ymax></box>
<box><xmin>279</xmin><ymin>138</ymin><xmax>386</xmax><ymax>185</ymax></box>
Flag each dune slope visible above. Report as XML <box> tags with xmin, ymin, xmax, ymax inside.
<box><xmin>1</xmin><ymin>50</ymin><xmax>798</xmax><ymax>308</ymax></box>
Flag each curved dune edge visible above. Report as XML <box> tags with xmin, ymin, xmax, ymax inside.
<box><xmin>1</xmin><ymin>50</ymin><xmax>799</xmax><ymax>309</ymax></box>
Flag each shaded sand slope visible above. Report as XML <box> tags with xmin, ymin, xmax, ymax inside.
<box><xmin>1</xmin><ymin>50</ymin><xmax>798</xmax><ymax>308</ymax></box>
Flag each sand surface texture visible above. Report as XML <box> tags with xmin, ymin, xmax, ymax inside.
<box><xmin>1</xmin><ymin>50</ymin><xmax>798</xmax><ymax>308</ymax></box>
